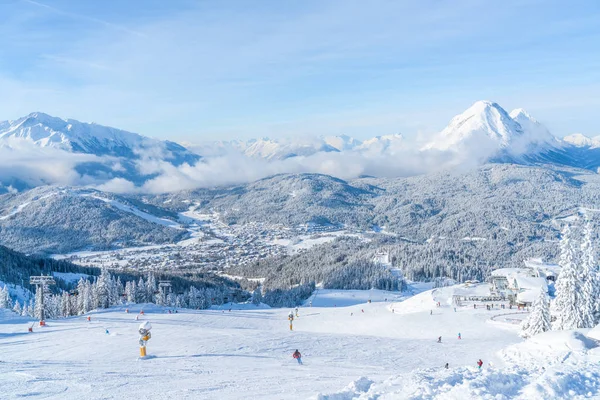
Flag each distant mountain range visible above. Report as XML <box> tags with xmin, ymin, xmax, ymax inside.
<box><xmin>0</xmin><ymin>112</ymin><xmax>199</xmax><ymax>163</ymax></box>
<box><xmin>0</xmin><ymin>112</ymin><xmax>200</xmax><ymax>192</ymax></box>
<box><xmin>189</xmin><ymin>100</ymin><xmax>600</xmax><ymax>169</ymax></box>
<box><xmin>1</xmin><ymin>101</ymin><xmax>600</xmax><ymax>195</ymax></box>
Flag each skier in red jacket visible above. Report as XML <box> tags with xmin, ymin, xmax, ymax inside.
<box><xmin>477</xmin><ymin>359</ymin><xmax>483</xmax><ymax>369</ymax></box>
<box><xmin>293</xmin><ymin>349</ymin><xmax>302</xmax><ymax>365</ymax></box>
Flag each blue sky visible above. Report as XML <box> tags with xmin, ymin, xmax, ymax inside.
<box><xmin>1</xmin><ymin>0</ymin><xmax>599</xmax><ymax>142</ymax></box>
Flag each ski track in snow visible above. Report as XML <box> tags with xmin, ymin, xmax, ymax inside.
<box><xmin>1</xmin><ymin>288</ymin><xmax>600</xmax><ymax>399</ymax></box>
<box><xmin>84</xmin><ymin>195</ymin><xmax>183</xmax><ymax>229</ymax></box>
<box><xmin>0</xmin><ymin>193</ymin><xmax>57</xmax><ymax>220</ymax></box>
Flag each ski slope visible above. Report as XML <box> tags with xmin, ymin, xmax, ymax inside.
<box><xmin>1</xmin><ymin>287</ymin><xmax>600</xmax><ymax>399</ymax></box>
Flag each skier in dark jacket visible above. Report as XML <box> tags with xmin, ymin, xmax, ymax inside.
<box><xmin>293</xmin><ymin>349</ymin><xmax>302</xmax><ymax>365</ymax></box>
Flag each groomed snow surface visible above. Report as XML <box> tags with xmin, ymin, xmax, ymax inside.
<box><xmin>2</xmin><ymin>285</ymin><xmax>600</xmax><ymax>399</ymax></box>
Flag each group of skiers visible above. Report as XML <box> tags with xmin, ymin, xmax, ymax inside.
<box><xmin>438</xmin><ymin>333</ymin><xmax>485</xmax><ymax>370</ymax></box>
<box><xmin>437</xmin><ymin>333</ymin><xmax>461</xmax><ymax>343</ymax></box>
<box><xmin>444</xmin><ymin>359</ymin><xmax>483</xmax><ymax>370</ymax></box>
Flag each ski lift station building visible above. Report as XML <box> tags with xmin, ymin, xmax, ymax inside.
<box><xmin>489</xmin><ymin>258</ymin><xmax>559</xmax><ymax>306</ymax></box>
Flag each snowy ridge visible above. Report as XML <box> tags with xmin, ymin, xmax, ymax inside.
<box><xmin>0</xmin><ymin>112</ymin><xmax>200</xmax><ymax>165</ymax></box>
<box><xmin>563</xmin><ymin>133</ymin><xmax>600</xmax><ymax>148</ymax></box>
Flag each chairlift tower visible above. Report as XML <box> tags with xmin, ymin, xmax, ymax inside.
<box><xmin>159</xmin><ymin>280</ymin><xmax>172</xmax><ymax>305</ymax></box>
<box><xmin>29</xmin><ymin>275</ymin><xmax>56</xmax><ymax>323</ymax></box>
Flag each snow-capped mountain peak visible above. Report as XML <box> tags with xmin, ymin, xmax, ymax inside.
<box><xmin>356</xmin><ymin>133</ymin><xmax>404</xmax><ymax>155</ymax></box>
<box><xmin>508</xmin><ymin>107</ymin><xmax>558</xmax><ymax>152</ymax></box>
<box><xmin>323</xmin><ymin>134</ymin><xmax>362</xmax><ymax>151</ymax></box>
<box><xmin>509</xmin><ymin>108</ymin><xmax>535</xmax><ymax>121</ymax></box>
<box><xmin>0</xmin><ymin>112</ymin><xmax>200</xmax><ymax>164</ymax></box>
<box><xmin>424</xmin><ymin>100</ymin><xmax>524</xmax><ymax>151</ymax></box>
<box><xmin>563</xmin><ymin>133</ymin><xmax>600</xmax><ymax>148</ymax></box>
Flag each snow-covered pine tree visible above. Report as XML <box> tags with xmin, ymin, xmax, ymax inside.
<box><xmin>0</xmin><ymin>285</ymin><xmax>9</xmax><ymax>309</ymax></box>
<box><xmin>125</xmin><ymin>280</ymin><xmax>136</xmax><ymax>303</ymax></box>
<box><xmin>146</xmin><ymin>274</ymin><xmax>157</xmax><ymax>304</ymax></box>
<box><xmin>136</xmin><ymin>277</ymin><xmax>147</xmax><ymax>303</ymax></box>
<box><xmin>94</xmin><ymin>269</ymin><xmax>111</xmax><ymax>309</ymax></box>
<box><xmin>76</xmin><ymin>278</ymin><xmax>86</xmax><ymax>315</ymax></box>
<box><xmin>579</xmin><ymin>223</ymin><xmax>598</xmax><ymax>328</ymax></box>
<box><xmin>252</xmin><ymin>287</ymin><xmax>263</xmax><ymax>305</ymax></box>
<box><xmin>82</xmin><ymin>280</ymin><xmax>92</xmax><ymax>313</ymax></box>
<box><xmin>60</xmin><ymin>291</ymin><xmax>72</xmax><ymax>317</ymax></box>
<box><xmin>112</xmin><ymin>277</ymin><xmax>123</xmax><ymax>306</ymax></box>
<box><xmin>553</xmin><ymin>224</ymin><xmax>583</xmax><ymax>330</ymax></box>
<box><xmin>26</xmin><ymin>300</ymin><xmax>34</xmax><ymax>317</ymax></box>
<box><xmin>521</xmin><ymin>288</ymin><xmax>551</xmax><ymax>338</ymax></box>
<box><xmin>13</xmin><ymin>299</ymin><xmax>22</xmax><ymax>315</ymax></box>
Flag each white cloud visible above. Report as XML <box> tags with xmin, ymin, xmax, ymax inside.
<box><xmin>0</xmin><ymin>139</ymin><xmax>103</xmax><ymax>188</ymax></box>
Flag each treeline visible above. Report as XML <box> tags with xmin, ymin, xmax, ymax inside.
<box><xmin>229</xmin><ymin>237</ymin><xmax>406</xmax><ymax>295</ymax></box>
<box><xmin>0</xmin><ymin>269</ymin><xmax>247</xmax><ymax>320</ymax></box>
<box><xmin>0</xmin><ymin>245</ymin><xmax>100</xmax><ymax>293</ymax></box>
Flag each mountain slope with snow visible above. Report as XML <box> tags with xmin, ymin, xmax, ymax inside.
<box><xmin>563</xmin><ymin>133</ymin><xmax>600</xmax><ymax>148</ymax></box>
<box><xmin>242</xmin><ymin>138</ymin><xmax>340</xmax><ymax>160</ymax></box>
<box><xmin>0</xmin><ymin>186</ymin><xmax>186</xmax><ymax>254</ymax></box>
<box><xmin>356</xmin><ymin>133</ymin><xmax>404</xmax><ymax>155</ymax></box>
<box><xmin>424</xmin><ymin>100</ymin><xmax>525</xmax><ymax>151</ymax></box>
<box><xmin>2</xmin><ymin>286</ymin><xmax>599</xmax><ymax>399</ymax></box>
<box><xmin>0</xmin><ymin>112</ymin><xmax>200</xmax><ymax>165</ymax></box>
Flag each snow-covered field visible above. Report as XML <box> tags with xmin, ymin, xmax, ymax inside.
<box><xmin>1</xmin><ymin>286</ymin><xmax>600</xmax><ymax>399</ymax></box>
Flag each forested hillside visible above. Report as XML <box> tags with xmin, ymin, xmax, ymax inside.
<box><xmin>0</xmin><ymin>186</ymin><xmax>186</xmax><ymax>254</ymax></box>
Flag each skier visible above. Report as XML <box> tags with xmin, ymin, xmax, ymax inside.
<box><xmin>437</xmin><ymin>336</ymin><xmax>442</xmax><ymax>343</ymax></box>
<box><xmin>477</xmin><ymin>359</ymin><xmax>483</xmax><ymax>369</ymax></box>
<box><xmin>292</xmin><ymin>349</ymin><xmax>302</xmax><ymax>365</ymax></box>
<box><xmin>458</xmin><ymin>333</ymin><xmax>461</xmax><ymax>340</ymax></box>
<box><xmin>444</xmin><ymin>362</ymin><xmax>449</xmax><ymax>369</ymax></box>
<box><xmin>295</xmin><ymin>307</ymin><xmax>299</xmax><ymax>317</ymax></box>
<box><xmin>430</xmin><ymin>310</ymin><xmax>433</xmax><ymax>316</ymax></box>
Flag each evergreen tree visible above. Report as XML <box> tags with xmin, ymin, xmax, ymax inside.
<box><xmin>252</xmin><ymin>287</ymin><xmax>263</xmax><ymax>305</ymax></box>
<box><xmin>13</xmin><ymin>299</ymin><xmax>22</xmax><ymax>315</ymax></box>
<box><xmin>26</xmin><ymin>300</ymin><xmax>34</xmax><ymax>317</ymax></box>
<box><xmin>553</xmin><ymin>224</ymin><xmax>583</xmax><ymax>330</ymax></box>
<box><xmin>82</xmin><ymin>280</ymin><xmax>92</xmax><ymax>313</ymax></box>
<box><xmin>94</xmin><ymin>269</ymin><xmax>111</xmax><ymax>309</ymax></box>
<box><xmin>0</xmin><ymin>285</ymin><xmax>9</xmax><ymax>309</ymax></box>
<box><xmin>521</xmin><ymin>288</ymin><xmax>551</xmax><ymax>338</ymax></box>
<box><xmin>136</xmin><ymin>277</ymin><xmax>147</xmax><ymax>303</ymax></box>
<box><xmin>76</xmin><ymin>278</ymin><xmax>86</xmax><ymax>315</ymax></box>
<box><xmin>579</xmin><ymin>223</ymin><xmax>598</xmax><ymax>328</ymax></box>
<box><xmin>146</xmin><ymin>274</ymin><xmax>157</xmax><ymax>304</ymax></box>
<box><xmin>125</xmin><ymin>280</ymin><xmax>136</xmax><ymax>303</ymax></box>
